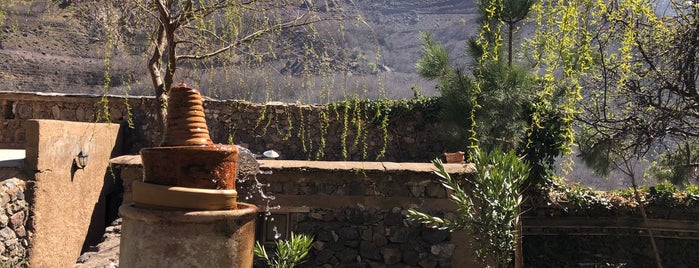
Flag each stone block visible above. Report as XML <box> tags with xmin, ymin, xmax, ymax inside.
<box><xmin>8</xmin><ymin>211</ymin><xmax>23</xmax><ymax>230</ymax></box>
<box><xmin>380</xmin><ymin>246</ymin><xmax>401</xmax><ymax>265</ymax></box>
<box><xmin>430</xmin><ymin>243</ymin><xmax>455</xmax><ymax>259</ymax></box>
<box><xmin>359</xmin><ymin>241</ymin><xmax>381</xmax><ymax>261</ymax></box>
<box><xmin>421</xmin><ymin>228</ymin><xmax>450</xmax><ymax>244</ymax></box>
<box><xmin>0</xmin><ymin>227</ymin><xmax>15</xmax><ymax>240</ymax></box>
<box><xmin>0</xmin><ymin>214</ymin><xmax>7</xmax><ymax>228</ymax></box>
<box><xmin>388</xmin><ymin>227</ymin><xmax>409</xmax><ymax>243</ymax></box>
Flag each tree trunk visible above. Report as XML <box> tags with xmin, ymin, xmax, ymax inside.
<box><xmin>148</xmin><ymin>24</ymin><xmax>168</xmax><ymax>140</ymax></box>
<box><xmin>508</xmin><ymin>22</ymin><xmax>514</xmax><ymax>67</ymax></box>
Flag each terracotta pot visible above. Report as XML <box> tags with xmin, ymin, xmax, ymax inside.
<box><xmin>140</xmin><ymin>144</ymin><xmax>238</xmax><ymax>190</ymax></box>
<box><xmin>444</xmin><ymin>151</ymin><xmax>465</xmax><ymax>164</ymax></box>
<box><xmin>161</xmin><ymin>83</ymin><xmax>213</xmax><ymax>147</ymax></box>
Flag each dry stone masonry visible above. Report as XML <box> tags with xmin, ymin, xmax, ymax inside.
<box><xmin>0</xmin><ymin>92</ymin><xmax>445</xmax><ymax>162</ymax></box>
<box><xmin>0</xmin><ymin>178</ymin><xmax>28</xmax><ymax>267</ymax></box>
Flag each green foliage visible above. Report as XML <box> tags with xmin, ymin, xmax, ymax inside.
<box><xmin>476</xmin><ymin>61</ymin><xmax>537</xmax><ymax>152</ymax></box>
<box><xmin>521</xmin><ymin>101</ymin><xmax>569</xmax><ymax>186</ymax></box>
<box><xmin>254</xmin><ymin>232</ymin><xmax>313</xmax><ymax>268</ymax></box>
<box><xmin>551</xmin><ymin>181</ymin><xmax>699</xmax><ymax>213</ymax></box>
<box><xmin>556</xmin><ymin>183</ymin><xmax>615</xmax><ymax>210</ymax></box>
<box><xmin>416</xmin><ymin>33</ymin><xmax>536</xmax><ymax>152</ymax></box>
<box><xmin>647</xmin><ymin>140</ymin><xmax>699</xmax><ymax>187</ymax></box>
<box><xmin>533</xmin><ymin>0</ymin><xmax>699</xmax><ymax>186</ymax></box>
<box><xmin>407</xmin><ymin>150</ymin><xmax>529</xmax><ymax>268</ymax></box>
<box><xmin>415</xmin><ymin>32</ymin><xmax>451</xmax><ymax>79</ymax></box>
<box><xmin>414</xmin><ymin>0</ymin><xmax>570</xmax><ymax>187</ymax></box>
<box><xmin>416</xmin><ymin>30</ymin><xmax>567</xmax><ymax>183</ymax></box>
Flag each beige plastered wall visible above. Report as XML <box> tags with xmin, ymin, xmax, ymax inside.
<box><xmin>25</xmin><ymin>119</ymin><xmax>122</xmax><ymax>267</ymax></box>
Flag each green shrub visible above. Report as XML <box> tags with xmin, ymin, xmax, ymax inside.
<box><xmin>254</xmin><ymin>232</ymin><xmax>313</xmax><ymax>268</ymax></box>
<box><xmin>407</xmin><ymin>149</ymin><xmax>529</xmax><ymax>267</ymax></box>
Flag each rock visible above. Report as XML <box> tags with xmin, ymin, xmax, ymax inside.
<box><xmin>0</xmin><ymin>227</ymin><xmax>15</xmax><ymax>241</ymax></box>
<box><xmin>372</xmin><ymin>232</ymin><xmax>387</xmax><ymax>247</ymax></box>
<box><xmin>13</xmin><ymin>226</ymin><xmax>25</xmax><ymax>238</ymax></box>
<box><xmin>402</xmin><ymin>249</ymin><xmax>420</xmax><ymax>265</ymax></box>
<box><xmin>317</xmin><ymin>230</ymin><xmax>334</xmax><ymax>242</ymax></box>
<box><xmin>430</xmin><ymin>243</ymin><xmax>455</xmax><ymax>259</ymax></box>
<box><xmin>381</xmin><ymin>246</ymin><xmax>401</xmax><ymax>265</ymax></box>
<box><xmin>315</xmin><ymin>249</ymin><xmax>335</xmax><ymax>264</ymax></box>
<box><xmin>0</xmin><ymin>214</ymin><xmax>8</xmax><ymax>228</ymax></box>
<box><xmin>359</xmin><ymin>241</ymin><xmax>381</xmax><ymax>261</ymax></box>
<box><xmin>421</xmin><ymin>228</ymin><xmax>450</xmax><ymax>244</ymax></box>
<box><xmin>331</xmin><ymin>230</ymin><xmax>339</xmax><ymax>242</ymax></box>
<box><xmin>76</xmin><ymin>252</ymin><xmax>95</xmax><ymax>263</ymax></box>
<box><xmin>409</xmin><ymin>185</ymin><xmax>425</xmax><ymax>197</ymax></box>
<box><xmin>9</xmin><ymin>211</ymin><xmax>24</xmax><ymax>230</ymax></box>
<box><xmin>313</xmin><ymin>241</ymin><xmax>325</xmax><ymax>251</ymax></box>
<box><xmin>418</xmin><ymin>257</ymin><xmax>438</xmax><ymax>268</ymax></box>
<box><xmin>338</xmin><ymin>227</ymin><xmax>358</xmax><ymax>240</ymax></box>
<box><xmin>367</xmin><ymin>260</ymin><xmax>386</xmax><ymax>268</ymax></box>
<box><xmin>388</xmin><ymin>228</ymin><xmax>409</xmax><ymax>243</ymax></box>
<box><xmin>425</xmin><ymin>182</ymin><xmax>445</xmax><ymax>198</ymax></box>
<box><xmin>11</xmin><ymin>200</ymin><xmax>27</xmax><ymax>213</ymax></box>
<box><xmin>0</xmin><ymin>193</ymin><xmax>10</xmax><ymax>207</ymax></box>
<box><xmin>361</xmin><ymin>229</ymin><xmax>373</xmax><ymax>241</ymax></box>
<box><xmin>337</xmin><ymin>248</ymin><xmax>358</xmax><ymax>263</ymax></box>
<box><xmin>4</xmin><ymin>238</ymin><xmax>17</xmax><ymax>247</ymax></box>
<box><xmin>309</xmin><ymin>212</ymin><xmax>323</xmax><ymax>220</ymax></box>
<box><xmin>383</xmin><ymin>212</ymin><xmax>402</xmax><ymax>226</ymax></box>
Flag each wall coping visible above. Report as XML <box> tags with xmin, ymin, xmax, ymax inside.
<box><xmin>0</xmin><ymin>149</ymin><xmax>25</xmax><ymax>168</ymax></box>
<box><xmin>110</xmin><ymin>155</ymin><xmax>474</xmax><ymax>174</ymax></box>
<box><xmin>0</xmin><ymin>91</ymin><xmax>319</xmax><ymax>106</ymax></box>
<box><xmin>0</xmin><ymin>91</ymin><xmax>154</xmax><ymax>100</ymax></box>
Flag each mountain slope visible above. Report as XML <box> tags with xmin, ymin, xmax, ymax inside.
<box><xmin>0</xmin><ymin>1</ymin><xmax>480</xmax><ymax>101</ymax></box>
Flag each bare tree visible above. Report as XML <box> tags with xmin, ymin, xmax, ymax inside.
<box><xmin>70</xmin><ymin>0</ymin><xmax>356</xmax><ymax>133</ymax></box>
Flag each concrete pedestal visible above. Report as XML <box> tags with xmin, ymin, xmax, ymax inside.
<box><xmin>119</xmin><ymin>202</ymin><xmax>258</xmax><ymax>267</ymax></box>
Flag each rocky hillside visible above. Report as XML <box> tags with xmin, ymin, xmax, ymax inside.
<box><xmin>0</xmin><ymin>0</ymin><xmax>480</xmax><ymax>101</ymax></box>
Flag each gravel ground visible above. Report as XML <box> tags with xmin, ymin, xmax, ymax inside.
<box><xmin>73</xmin><ymin>219</ymin><xmax>122</xmax><ymax>268</ymax></box>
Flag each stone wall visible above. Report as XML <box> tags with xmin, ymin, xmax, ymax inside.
<box><xmin>111</xmin><ymin>157</ymin><xmax>699</xmax><ymax>267</ymax></box>
<box><xmin>0</xmin><ymin>92</ymin><xmax>446</xmax><ymax>162</ymax></box>
<box><xmin>253</xmin><ymin>161</ymin><xmax>475</xmax><ymax>267</ymax></box>
<box><xmin>111</xmin><ymin>156</ymin><xmax>478</xmax><ymax>267</ymax></box>
<box><xmin>0</xmin><ymin>177</ymin><xmax>29</xmax><ymax>267</ymax></box>
<box><xmin>522</xmin><ymin>203</ymin><xmax>699</xmax><ymax>267</ymax></box>
<box><xmin>286</xmin><ymin>206</ymin><xmax>458</xmax><ymax>267</ymax></box>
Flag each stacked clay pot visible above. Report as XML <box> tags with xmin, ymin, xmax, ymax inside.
<box><xmin>135</xmin><ymin>83</ymin><xmax>239</xmax><ymax>210</ymax></box>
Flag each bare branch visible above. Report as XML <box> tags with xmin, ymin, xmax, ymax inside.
<box><xmin>176</xmin><ymin>14</ymin><xmax>339</xmax><ymax>62</ymax></box>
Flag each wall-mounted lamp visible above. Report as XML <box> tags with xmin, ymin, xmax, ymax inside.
<box><xmin>75</xmin><ymin>150</ymin><xmax>89</xmax><ymax>169</ymax></box>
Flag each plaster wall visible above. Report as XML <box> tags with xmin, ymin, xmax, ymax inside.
<box><xmin>25</xmin><ymin>119</ymin><xmax>122</xmax><ymax>267</ymax></box>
